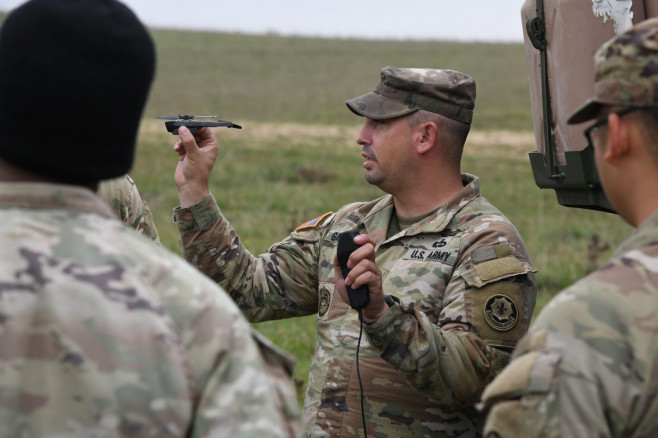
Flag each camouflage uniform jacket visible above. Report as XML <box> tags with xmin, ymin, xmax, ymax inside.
<box><xmin>482</xmin><ymin>209</ymin><xmax>658</xmax><ymax>438</ymax></box>
<box><xmin>174</xmin><ymin>173</ymin><xmax>537</xmax><ymax>437</ymax></box>
<box><xmin>98</xmin><ymin>174</ymin><xmax>161</xmax><ymax>243</ymax></box>
<box><xmin>0</xmin><ymin>182</ymin><xmax>302</xmax><ymax>438</ymax></box>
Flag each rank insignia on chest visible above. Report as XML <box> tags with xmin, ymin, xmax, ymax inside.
<box><xmin>484</xmin><ymin>294</ymin><xmax>518</xmax><ymax>331</ymax></box>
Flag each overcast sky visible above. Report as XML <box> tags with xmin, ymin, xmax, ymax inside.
<box><xmin>0</xmin><ymin>0</ymin><xmax>527</xmax><ymax>43</ymax></box>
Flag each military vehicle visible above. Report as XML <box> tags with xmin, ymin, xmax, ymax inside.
<box><xmin>521</xmin><ymin>0</ymin><xmax>658</xmax><ymax>212</ymax></box>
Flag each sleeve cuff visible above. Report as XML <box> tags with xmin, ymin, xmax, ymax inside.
<box><xmin>363</xmin><ymin>296</ymin><xmax>403</xmax><ymax>333</ymax></box>
<box><xmin>172</xmin><ymin>191</ymin><xmax>222</xmax><ymax>231</ymax></box>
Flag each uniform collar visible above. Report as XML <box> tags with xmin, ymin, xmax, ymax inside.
<box><xmin>0</xmin><ymin>182</ymin><xmax>116</xmax><ymax>218</ymax></box>
<box><xmin>361</xmin><ymin>173</ymin><xmax>481</xmax><ymax>244</ymax></box>
<box><xmin>613</xmin><ymin>206</ymin><xmax>658</xmax><ymax>257</ymax></box>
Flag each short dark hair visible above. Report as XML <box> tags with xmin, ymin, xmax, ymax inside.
<box><xmin>407</xmin><ymin>110</ymin><xmax>470</xmax><ymax>146</ymax></box>
<box><xmin>406</xmin><ymin>109</ymin><xmax>469</xmax><ymax>165</ymax></box>
<box><xmin>593</xmin><ymin>106</ymin><xmax>658</xmax><ymax>167</ymax></box>
<box><xmin>634</xmin><ymin>108</ymin><xmax>658</xmax><ymax>166</ymax></box>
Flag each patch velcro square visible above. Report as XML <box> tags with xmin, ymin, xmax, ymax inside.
<box><xmin>472</xmin><ymin>243</ymin><xmax>512</xmax><ymax>264</ymax></box>
<box><xmin>474</xmin><ymin>255</ymin><xmax>525</xmax><ymax>282</ymax></box>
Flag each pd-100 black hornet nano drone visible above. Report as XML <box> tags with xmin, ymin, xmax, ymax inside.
<box><xmin>155</xmin><ymin>114</ymin><xmax>242</xmax><ymax>134</ymax></box>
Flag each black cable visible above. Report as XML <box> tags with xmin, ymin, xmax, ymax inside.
<box><xmin>356</xmin><ymin>309</ymin><xmax>368</xmax><ymax>438</ymax></box>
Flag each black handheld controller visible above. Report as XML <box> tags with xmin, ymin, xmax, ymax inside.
<box><xmin>336</xmin><ymin>230</ymin><xmax>370</xmax><ymax>310</ymax></box>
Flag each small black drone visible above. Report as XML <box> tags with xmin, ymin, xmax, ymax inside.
<box><xmin>155</xmin><ymin>114</ymin><xmax>242</xmax><ymax>134</ymax></box>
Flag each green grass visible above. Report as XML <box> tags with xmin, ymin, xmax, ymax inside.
<box><xmin>147</xmin><ymin>29</ymin><xmax>532</xmax><ymax>130</ymax></box>
<box><xmin>135</xmin><ymin>29</ymin><xmax>631</xmax><ymax>400</ymax></box>
<box><xmin>0</xmin><ymin>14</ymin><xmax>630</xmax><ymax>400</ymax></box>
<box><xmin>135</xmin><ymin>120</ymin><xmax>631</xmax><ymax>397</ymax></box>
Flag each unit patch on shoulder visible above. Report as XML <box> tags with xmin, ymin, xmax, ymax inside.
<box><xmin>484</xmin><ymin>294</ymin><xmax>518</xmax><ymax>331</ymax></box>
<box><xmin>295</xmin><ymin>212</ymin><xmax>334</xmax><ymax>232</ymax></box>
<box><xmin>318</xmin><ymin>287</ymin><xmax>332</xmax><ymax>318</ymax></box>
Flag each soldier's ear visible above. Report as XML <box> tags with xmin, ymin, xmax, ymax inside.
<box><xmin>415</xmin><ymin>121</ymin><xmax>438</xmax><ymax>155</ymax></box>
<box><xmin>603</xmin><ymin>113</ymin><xmax>630</xmax><ymax>164</ymax></box>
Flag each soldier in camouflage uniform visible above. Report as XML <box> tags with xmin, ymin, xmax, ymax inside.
<box><xmin>0</xmin><ymin>0</ymin><xmax>302</xmax><ymax>436</ymax></box>
<box><xmin>173</xmin><ymin>66</ymin><xmax>537</xmax><ymax>437</ymax></box>
<box><xmin>482</xmin><ymin>18</ymin><xmax>658</xmax><ymax>438</ymax></box>
<box><xmin>98</xmin><ymin>174</ymin><xmax>161</xmax><ymax>244</ymax></box>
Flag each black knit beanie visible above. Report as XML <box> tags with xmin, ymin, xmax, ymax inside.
<box><xmin>0</xmin><ymin>0</ymin><xmax>156</xmax><ymax>183</ymax></box>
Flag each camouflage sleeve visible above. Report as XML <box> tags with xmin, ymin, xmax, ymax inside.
<box><xmin>0</xmin><ymin>203</ymin><xmax>301</xmax><ymax>437</ymax></box>
<box><xmin>482</xmin><ymin>261</ymin><xmax>657</xmax><ymax>438</ymax></box>
<box><xmin>364</xmin><ymin>302</ymin><xmax>494</xmax><ymax>408</ymax></box>
<box><xmin>157</xmin><ymin>261</ymin><xmax>304</xmax><ymax>437</ymax></box>
<box><xmin>480</xmin><ymin>328</ymin><xmax>607</xmax><ymax>438</ymax></box>
<box><xmin>365</xmin><ymin>223</ymin><xmax>536</xmax><ymax>408</ymax></box>
<box><xmin>97</xmin><ymin>174</ymin><xmax>161</xmax><ymax>244</ymax></box>
<box><xmin>174</xmin><ymin>192</ymin><xmax>319</xmax><ymax>320</ymax></box>
<box><xmin>251</xmin><ymin>331</ymin><xmax>306</xmax><ymax>438</ymax></box>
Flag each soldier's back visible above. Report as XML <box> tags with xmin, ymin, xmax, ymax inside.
<box><xmin>483</xmin><ymin>217</ymin><xmax>658</xmax><ymax>438</ymax></box>
<box><xmin>0</xmin><ymin>183</ymin><xmax>300</xmax><ymax>437</ymax></box>
<box><xmin>531</xmin><ymin>238</ymin><xmax>658</xmax><ymax>438</ymax></box>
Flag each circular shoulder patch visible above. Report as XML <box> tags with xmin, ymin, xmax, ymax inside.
<box><xmin>484</xmin><ymin>294</ymin><xmax>518</xmax><ymax>331</ymax></box>
<box><xmin>318</xmin><ymin>287</ymin><xmax>332</xmax><ymax>318</ymax></box>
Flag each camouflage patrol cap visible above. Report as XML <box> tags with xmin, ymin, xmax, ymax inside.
<box><xmin>568</xmin><ymin>18</ymin><xmax>658</xmax><ymax>124</ymax></box>
<box><xmin>346</xmin><ymin>66</ymin><xmax>476</xmax><ymax>124</ymax></box>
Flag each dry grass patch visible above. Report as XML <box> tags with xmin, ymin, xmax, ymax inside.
<box><xmin>141</xmin><ymin>119</ymin><xmax>537</xmax><ymax>158</ymax></box>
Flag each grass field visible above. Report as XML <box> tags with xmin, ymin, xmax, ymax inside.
<box><xmin>135</xmin><ymin>121</ymin><xmax>630</xmax><ymax>397</ymax></box>
<box><xmin>146</xmin><ymin>29</ymin><xmax>533</xmax><ymax>131</ymax></box>
<box><xmin>0</xmin><ymin>11</ymin><xmax>630</xmax><ymax>399</ymax></box>
<box><xmin>133</xmin><ymin>28</ymin><xmax>631</xmax><ymax>398</ymax></box>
